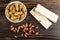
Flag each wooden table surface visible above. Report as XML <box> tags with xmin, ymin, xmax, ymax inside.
<box><xmin>0</xmin><ymin>0</ymin><xmax>60</xmax><ymax>40</ymax></box>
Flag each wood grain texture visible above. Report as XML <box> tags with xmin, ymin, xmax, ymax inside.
<box><xmin>0</xmin><ymin>0</ymin><xmax>60</xmax><ymax>40</ymax></box>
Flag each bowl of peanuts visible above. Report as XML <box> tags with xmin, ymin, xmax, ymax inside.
<box><xmin>5</xmin><ymin>1</ymin><xmax>27</xmax><ymax>23</ymax></box>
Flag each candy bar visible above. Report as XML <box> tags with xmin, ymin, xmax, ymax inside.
<box><xmin>30</xmin><ymin>7</ymin><xmax>52</xmax><ymax>29</ymax></box>
<box><xmin>35</xmin><ymin>4</ymin><xmax>59</xmax><ymax>23</ymax></box>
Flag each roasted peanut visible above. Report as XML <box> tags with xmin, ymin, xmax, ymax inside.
<box><xmin>11</xmin><ymin>16</ymin><xmax>16</xmax><ymax>20</ymax></box>
<box><xmin>29</xmin><ymin>23</ymin><xmax>32</xmax><ymax>27</ymax></box>
<box><xmin>10</xmin><ymin>5</ymin><xmax>14</xmax><ymax>11</ymax></box>
<box><xmin>22</xmin><ymin>6</ymin><xmax>26</xmax><ymax>12</ymax></box>
<box><xmin>31</xmin><ymin>25</ymin><xmax>35</xmax><ymax>28</ymax></box>
<box><xmin>12</xmin><ymin>6</ymin><xmax>15</xmax><ymax>13</ymax></box>
<box><xmin>25</xmin><ymin>23</ymin><xmax>28</xmax><ymax>27</ymax></box>
<box><xmin>11</xmin><ymin>27</ymin><xmax>14</xmax><ymax>31</ymax></box>
<box><xmin>15</xmin><ymin>2</ymin><xmax>19</xmax><ymax>11</ymax></box>
<box><xmin>15</xmin><ymin>28</ymin><xmax>18</xmax><ymax>31</ymax></box>
<box><xmin>13</xmin><ymin>30</ymin><xmax>16</xmax><ymax>32</ymax></box>
<box><xmin>24</xmin><ymin>34</ymin><xmax>27</xmax><ymax>38</ymax></box>
<box><xmin>9</xmin><ymin>11</ymin><xmax>12</xmax><ymax>15</ymax></box>
<box><xmin>21</xmin><ymin>34</ymin><xmax>23</xmax><ymax>37</ymax></box>
<box><xmin>14</xmin><ymin>35</ymin><xmax>17</xmax><ymax>38</ymax></box>
<box><xmin>18</xmin><ymin>26</ymin><xmax>21</xmax><ymax>29</ymax></box>
<box><xmin>35</xmin><ymin>26</ymin><xmax>38</xmax><ymax>29</ymax></box>
<box><xmin>21</xmin><ymin>14</ymin><xmax>25</xmax><ymax>19</ymax></box>
<box><xmin>7</xmin><ymin>5</ymin><xmax>9</xmax><ymax>9</ymax></box>
<box><xmin>17</xmin><ymin>30</ymin><xmax>19</xmax><ymax>33</ymax></box>
<box><xmin>29</xmin><ymin>27</ymin><xmax>32</xmax><ymax>30</ymax></box>
<box><xmin>20</xmin><ymin>26</ymin><xmax>24</xmax><ymax>29</ymax></box>
<box><xmin>35</xmin><ymin>32</ymin><xmax>39</xmax><ymax>36</ymax></box>
<box><xmin>6</xmin><ymin>12</ymin><xmax>10</xmax><ymax>17</ymax></box>
<box><xmin>23</xmin><ymin>24</ymin><xmax>25</xmax><ymax>28</ymax></box>
<box><xmin>10</xmin><ymin>25</ymin><xmax>14</xmax><ymax>28</ymax></box>
<box><xmin>20</xmin><ymin>4</ymin><xmax>23</xmax><ymax>11</ymax></box>
<box><xmin>10</xmin><ymin>23</ymin><xmax>39</xmax><ymax>38</ymax></box>
<box><xmin>18</xmin><ymin>11</ymin><xmax>23</xmax><ymax>15</ymax></box>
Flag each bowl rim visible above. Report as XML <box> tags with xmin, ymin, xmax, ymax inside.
<box><xmin>5</xmin><ymin>1</ymin><xmax>27</xmax><ymax>23</ymax></box>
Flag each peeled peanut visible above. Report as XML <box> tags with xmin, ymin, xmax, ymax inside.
<box><xmin>16</xmin><ymin>15</ymin><xmax>20</xmax><ymax>19</ymax></box>
<box><xmin>15</xmin><ymin>2</ymin><xmax>19</xmax><ymax>11</ymax></box>
<box><xmin>14</xmin><ymin>12</ymin><xmax>19</xmax><ymax>16</ymax></box>
<box><xmin>11</xmin><ymin>14</ymin><xmax>14</xmax><ymax>17</ymax></box>
<box><xmin>11</xmin><ymin>16</ymin><xmax>16</xmax><ymax>20</ymax></box>
<box><xmin>18</xmin><ymin>11</ymin><xmax>23</xmax><ymax>15</ymax></box>
<box><xmin>14</xmin><ymin>19</ymin><xmax>19</xmax><ymax>22</ymax></box>
<box><xmin>6</xmin><ymin>9</ymin><xmax>9</xmax><ymax>14</ymax></box>
<box><xmin>12</xmin><ymin>6</ymin><xmax>15</xmax><ymax>13</ymax></box>
<box><xmin>20</xmin><ymin>14</ymin><xmax>25</xmax><ymax>20</ymax></box>
<box><xmin>10</xmin><ymin>5</ymin><xmax>14</xmax><ymax>11</ymax></box>
<box><xmin>6</xmin><ymin>12</ymin><xmax>10</xmax><ymax>18</ymax></box>
<box><xmin>22</xmin><ymin>6</ymin><xmax>26</xmax><ymax>12</ymax></box>
<box><xmin>7</xmin><ymin>5</ymin><xmax>9</xmax><ymax>9</ymax></box>
<box><xmin>9</xmin><ymin>11</ymin><xmax>12</xmax><ymax>15</ymax></box>
<box><xmin>20</xmin><ymin>4</ymin><xmax>23</xmax><ymax>11</ymax></box>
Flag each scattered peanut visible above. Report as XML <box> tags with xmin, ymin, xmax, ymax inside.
<box><xmin>35</xmin><ymin>32</ymin><xmax>39</xmax><ymax>36</ymax></box>
<box><xmin>14</xmin><ymin>35</ymin><xmax>17</xmax><ymax>38</ymax></box>
<box><xmin>15</xmin><ymin>28</ymin><xmax>18</xmax><ymax>32</ymax></box>
<box><xmin>10</xmin><ymin>25</ymin><xmax>14</xmax><ymax>28</ymax></box>
<box><xmin>13</xmin><ymin>30</ymin><xmax>16</xmax><ymax>32</ymax></box>
<box><xmin>18</xmin><ymin>26</ymin><xmax>21</xmax><ymax>29</ymax></box>
<box><xmin>26</xmin><ymin>23</ymin><xmax>28</xmax><ymax>27</ymax></box>
<box><xmin>17</xmin><ymin>30</ymin><xmax>19</xmax><ymax>33</ymax></box>
<box><xmin>31</xmin><ymin>25</ymin><xmax>35</xmax><ymax>28</ymax></box>
<box><xmin>11</xmin><ymin>27</ymin><xmax>14</xmax><ymax>31</ymax></box>
<box><xmin>21</xmin><ymin>34</ymin><xmax>23</xmax><ymax>37</ymax></box>
<box><xmin>35</xmin><ymin>26</ymin><xmax>38</xmax><ymax>29</ymax></box>
<box><xmin>10</xmin><ymin>23</ymin><xmax>39</xmax><ymax>38</ymax></box>
<box><xmin>24</xmin><ymin>34</ymin><xmax>27</xmax><ymax>38</ymax></box>
<box><xmin>29</xmin><ymin>27</ymin><xmax>32</xmax><ymax>30</ymax></box>
<box><xmin>20</xmin><ymin>26</ymin><xmax>24</xmax><ymax>29</ymax></box>
<box><xmin>23</xmin><ymin>24</ymin><xmax>25</xmax><ymax>28</ymax></box>
<box><xmin>29</xmin><ymin>23</ymin><xmax>32</xmax><ymax>27</ymax></box>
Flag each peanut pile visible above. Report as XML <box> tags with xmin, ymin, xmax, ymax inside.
<box><xmin>6</xmin><ymin>2</ymin><xmax>26</xmax><ymax>22</ymax></box>
<box><xmin>10</xmin><ymin>23</ymin><xmax>39</xmax><ymax>38</ymax></box>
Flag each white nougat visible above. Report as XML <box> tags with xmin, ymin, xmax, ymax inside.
<box><xmin>30</xmin><ymin>7</ymin><xmax>52</xmax><ymax>29</ymax></box>
<box><xmin>35</xmin><ymin>4</ymin><xmax>59</xmax><ymax>23</ymax></box>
